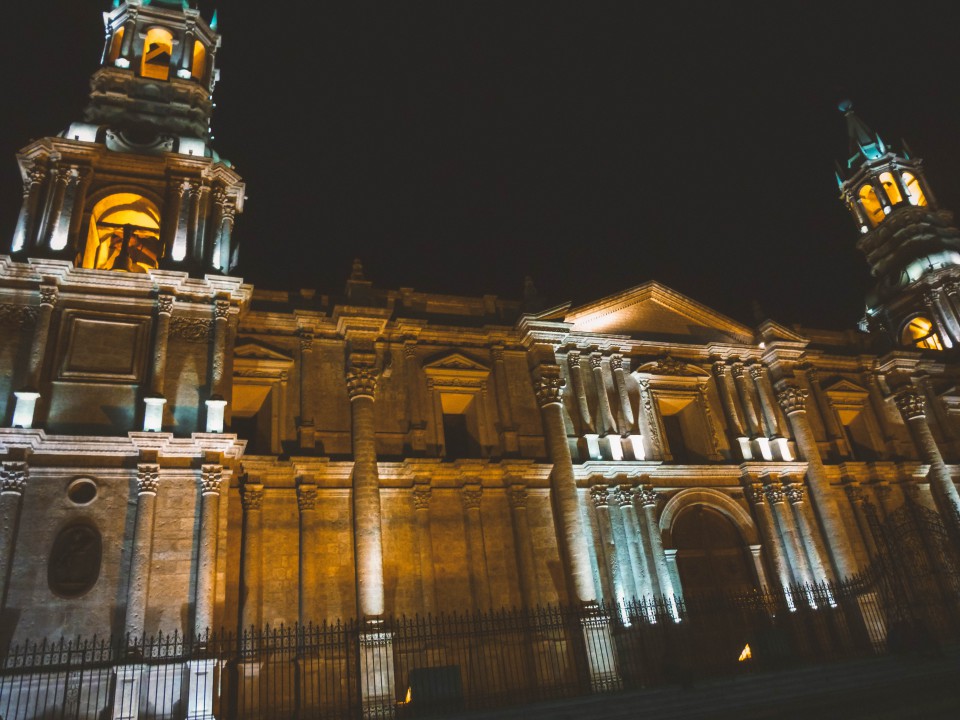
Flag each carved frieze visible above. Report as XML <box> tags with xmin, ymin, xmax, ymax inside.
<box><xmin>170</xmin><ymin>316</ymin><xmax>214</xmax><ymax>343</ymax></box>
<box><xmin>0</xmin><ymin>304</ymin><xmax>39</xmax><ymax>328</ymax></box>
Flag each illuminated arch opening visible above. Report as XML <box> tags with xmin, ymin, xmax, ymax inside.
<box><xmin>859</xmin><ymin>183</ymin><xmax>884</xmax><ymax>226</ymax></box>
<box><xmin>879</xmin><ymin>171</ymin><xmax>903</xmax><ymax>206</ymax></box>
<box><xmin>902</xmin><ymin>172</ymin><xmax>928</xmax><ymax>207</ymax></box>
<box><xmin>141</xmin><ymin>27</ymin><xmax>173</xmax><ymax>81</ymax></box>
<box><xmin>672</xmin><ymin>505</ymin><xmax>758</xmax><ymax>596</ymax></box>
<box><xmin>901</xmin><ymin>316</ymin><xmax>943</xmax><ymax>350</ymax></box>
<box><xmin>107</xmin><ymin>27</ymin><xmax>124</xmax><ymax>64</ymax></box>
<box><xmin>192</xmin><ymin>40</ymin><xmax>207</xmax><ymax>81</ymax></box>
<box><xmin>82</xmin><ymin>193</ymin><xmax>162</xmax><ymax>273</ymax></box>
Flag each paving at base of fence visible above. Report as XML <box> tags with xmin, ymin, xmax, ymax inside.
<box><xmin>1</xmin><ymin>574</ymin><xmax>959</xmax><ymax>719</ymax></box>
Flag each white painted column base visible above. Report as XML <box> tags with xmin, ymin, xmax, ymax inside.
<box><xmin>359</xmin><ymin>627</ymin><xmax>396</xmax><ymax>719</ymax></box>
<box><xmin>143</xmin><ymin>396</ymin><xmax>166</xmax><ymax>432</ymax></box>
<box><xmin>112</xmin><ymin>665</ymin><xmax>142</xmax><ymax>720</ymax></box>
<box><xmin>771</xmin><ymin>436</ymin><xmax>793</xmax><ymax>461</ymax></box>
<box><xmin>583</xmin><ymin>433</ymin><xmax>602</xmax><ymax>460</ymax></box>
<box><xmin>626</xmin><ymin>434</ymin><xmax>645</xmax><ymax>460</ymax></box>
<box><xmin>204</xmin><ymin>399</ymin><xmax>227</xmax><ymax>433</ymax></box>
<box><xmin>752</xmin><ymin>436</ymin><xmax>773</xmax><ymax>461</ymax></box>
<box><xmin>605</xmin><ymin>435</ymin><xmax>624</xmax><ymax>461</ymax></box>
<box><xmin>736</xmin><ymin>436</ymin><xmax>753</xmax><ymax>460</ymax></box>
<box><xmin>580</xmin><ymin>610</ymin><xmax>621</xmax><ymax>692</ymax></box>
<box><xmin>185</xmin><ymin>659</ymin><xmax>217</xmax><ymax>720</ymax></box>
<box><xmin>12</xmin><ymin>391</ymin><xmax>40</xmax><ymax>429</ymax></box>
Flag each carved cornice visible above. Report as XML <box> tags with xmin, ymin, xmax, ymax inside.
<box><xmin>777</xmin><ymin>383</ymin><xmax>808</xmax><ymax>415</ymax></box>
<box><xmin>0</xmin><ymin>461</ymin><xmax>28</xmax><ymax>494</ymax></box>
<box><xmin>895</xmin><ymin>386</ymin><xmax>926</xmax><ymax>420</ymax></box>
<box><xmin>136</xmin><ymin>464</ymin><xmax>160</xmax><ymax>495</ymax></box>
<box><xmin>200</xmin><ymin>464</ymin><xmax>223</xmax><ymax>495</ymax></box>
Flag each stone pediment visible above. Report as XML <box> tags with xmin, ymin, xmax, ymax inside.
<box><xmin>422</xmin><ymin>352</ymin><xmax>489</xmax><ymax>374</ymax></box>
<box><xmin>634</xmin><ymin>356</ymin><xmax>711</xmax><ymax>378</ymax></box>
<box><xmin>422</xmin><ymin>352</ymin><xmax>490</xmax><ymax>389</ymax></box>
<box><xmin>823</xmin><ymin>379</ymin><xmax>869</xmax><ymax>396</ymax></box>
<box><xmin>235</xmin><ymin>341</ymin><xmax>293</xmax><ymax>363</ymax></box>
<box><xmin>563</xmin><ymin>281</ymin><xmax>754</xmax><ymax>344</ymax></box>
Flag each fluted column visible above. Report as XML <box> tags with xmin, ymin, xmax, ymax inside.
<box><xmin>13</xmin><ymin>285</ymin><xmax>58</xmax><ymax>429</ymax></box>
<box><xmin>506</xmin><ymin>484</ymin><xmax>541</xmax><ymax>608</ymax></box>
<box><xmin>144</xmin><ymin>295</ymin><xmax>174</xmax><ymax>431</ymax></box>
<box><xmin>777</xmin><ymin>384</ymin><xmax>856</xmax><ymax>579</ymax></box>
<box><xmin>589</xmin><ymin>485</ymin><xmax>620</xmax><ymax>604</ymax></box>
<box><xmin>347</xmin><ymin>364</ymin><xmax>385</xmax><ymax>620</ymax></box>
<box><xmin>297</xmin><ymin>484</ymin><xmax>319</xmax><ymax>626</ymax></box>
<box><xmin>124</xmin><ymin>465</ymin><xmax>160</xmax><ymax>640</ymax></box>
<box><xmin>168</xmin><ymin>178</ymin><xmax>190</xmax><ymax>262</ymax></box>
<box><xmin>461</xmin><ymin>484</ymin><xmax>492</xmax><ymax>611</ymax></box>
<box><xmin>842</xmin><ymin>484</ymin><xmax>879</xmax><ymax>559</ymax></box>
<box><xmin>637</xmin><ymin>379</ymin><xmax>664</xmax><ymax>460</ymax></box>
<box><xmin>566</xmin><ymin>351</ymin><xmax>595</xmax><ymax>435</ymax></box>
<box><xmin>535</xmin><ymin>366</ymin><xmax>597</xmax><ymax>605</ymax></box>
<box><xmin>0</xmin><ymin>462</ymin><xmax>28</xmax><ymax>609</ymax></box>
<box><xmin>635</xmin><ymin>486</ymin><xmax>675</xmax><ymax>602</ymax></box>
<box><xmin>11</xmin><ymin>163</ymin><xmax>45</xmax><ymax>253</ymax></box>
<box><xmin>713</xmin><ymin>361</ymin><xmax>749</xmax><ymax>457</ymax></box>
<box><xmin>895</xmin><ymin>386</ymin><xmax>960</xmax><ymax>532</ymax></box>
<box><xmin>609</xmin><ymin>355</ymin><xmax>634</xmax><ymax>435</ymax></box>
<box><xmin>923</xmin><ymin>290</ymin><xmax>956</xmax><ymax>348</ymax></box>
<box><xmin>732</xmin><ymin>363</ymin><xmax>763</xmax><ymax>438</ymax></box>
<box><xmin>743</xmin><ymin>481</ymin><xmax>793</xmax><ymax>592</ymax></box>
<box><xmin>211</xmin><ymin>190</ymin><xmax>237</xmax><ymax>273</ymax></box>
<box><xmin>42</xmin><ymin>166</ymin><xmax>75</xmax><ymax>251</ymax></box>
<box><xmin>205</xmin><ymin>299</ymin><xmax>230</xmax><ymax>433</ymax></box>
<box><xmin>412</xmin><ymin>483</ymin><xmax>438</xmax><ymax>615</ymax></box>
<box><xmin>239</xmin><ymin>483</ymin><xmax>264</xmax><ymax>631</ymax></box>
<box><xmin>194</xmin><ymin>464</ymin><xmax>223</xmax><ymax>635</ymax></box>
<box><xmin>589</xmin><ymin>354</ymin><xmax>617</xmax><ymax>437</ymax></box>
<box><xmin>764</xmin><ymin>482</ymin><xmax>814</xmax><ymax>587</ymax></box>
<box><xmin>403</xmin><ymin>343</ymin><xmax>427</xmax><ymax>453</ymax></box>
<box><xmin>784</xmin><ymin>480</ymin><xmax>832</xmax><ymax>586</ymax></box>
<box><xmin>491</xmin><ymin>347</ymin><xmax>519</xmax><ymax>454</ymax></box>
<box><xmin>613</xmin><ymin>486</ymin><xmax>650</xmax><ymax>601</ymax></box>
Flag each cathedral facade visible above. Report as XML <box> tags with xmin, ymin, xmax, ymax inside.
<box><xmin>1</xmin><ymin>2</ymin><xmax>960</xmax><ymax>714</ymax></box>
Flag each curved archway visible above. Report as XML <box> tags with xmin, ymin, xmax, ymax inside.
<box><xmin>81</xmin><ymin>192</ymin><xmax>163</xmax><ymax>272</ymax></box>
<box><xmin>141</xmin><ymin>27</ymin><xmax>173</xmax><ymax>81</ymax></box>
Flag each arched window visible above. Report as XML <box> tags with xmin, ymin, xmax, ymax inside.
<box><xmin>879</xmin><ymin>171</ymin><xmax>903</xmax><ymax>206</ymax></box>
<box><xmin>192</xmin><ymin>40</ymin><xmax>207</xmax><ymax>81</ymax></box>
<box><xmin>82</xmin><ymin>193</ymin><xmax>163</xmax><ymax>273</ymax></box>
<box><xmin>902</xmin><ymin>172</ymin><xmax>928</xmax><ymax>207</ymax></box>
<box><xmin>141</xmin><ymin>27</ymin><xmax>173</xmax><ymax>81</ymax></box>
<box><xmin>107</xmin><ymin>27</ymin><xmax>124</xmax><ymax>64</ymax></box>
<box><xmin>672</xmin><ymin>505</ymin><xmax>757</xmax><ymax>596</ymax></box>
<box><xmin>859</xmin><ymin>183</ymin><xmax>885</xmax><ymax>226</ymax></box>
<box><xmin>901</xmin><ymin>316</ymin><xmax>943</xmax><ymax>350</ymax></box>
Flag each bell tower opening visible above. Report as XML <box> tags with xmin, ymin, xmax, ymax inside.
<box><xmin>901</xmin><ymin>316</ymin><xmax>943</xmax><ymax>350</ymax></box>
<box><xmin>140</xmin><ymin>27</ymin><xmax>174</xmax><ymax>81</ymax></box>
<box><xmin>82</xmin><ymin>193</ymin><xmax>162</xmax><ymax>273</ymax></box>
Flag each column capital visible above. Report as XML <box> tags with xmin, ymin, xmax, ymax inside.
<box><xmin>743</xmin><ymin>481</ymin><xmax>765</xmax><ymax>505</ymax></box>
<box><xmin>460</xmin><ymin>483</ymin><xmax>483</xmax><ymax>511</ymax></box>
<box><xmin>776</xmin><ymin>383</ymin><xmax>808</xmax><ymax>414</ymax></box>
<box><xmin>0</xmin><ymin>461</ymin><xmax>28</xmax><ymax>495</ymax></box>
<box><xmin>589</xmin><ymin>484</ymin><xmax>610</xmax><ymax>508</ymax></box>
<box><xmin>763</xmin><ymin>482</ymin><xmax>785</xmax><ymax>504</ymax></box>
<box><xmin>298</xmin><ymin>330</ymin><xmax>314</xmax><ymax>353</ymax></box>
<box><xmin>731</xmin><ymin>362</ymin><xmax>747</xmax><ymax>380</ymax></box>
<box><xmin>895</xmin><ymin>386</ymin><xmax>926</xmax><ymax>420</ymax></box>
<box><xmin>634</xmin><ymin>485</ymin><xmax>659</xmax><ymax>508</ymax></box>
<box><xmin>412</xmin><ymin>483</ymin><xmax>432</xmax><ymax>510</ymax></box>
<box><xmin>39</xmin><ymin>285</ymin><xmax>59</xmax><ymax>308</ymax></box>
<box><xmin>534</xmin><ymin>365</ymin><xmax>566</xmax><ymax>407</ymax></box>
<box><xmin>748</xmin><ymin>363</ymin><xmax>765</xmax><ymax>381</ymax></box>
<box><xmin>199</xmin><ymin>464</ymin><xmax>223</xmax><ymax>495</ymax></box>
<box><xmin>844</xmin><ymin>484</ymin><xmax>867</xmax><ymax>505</ymax></box>
<box><xmin>712</xmin><ymin>360</ymin><xmax>727</xmax><ymax>378</ymax></box>
<box><xmin>403</xmin><ymin>342</ymin><xmax>418</xmax><ymax>359</ymax></box>
<box><xmin>136</xmin><ymin>464</ymin><xmax>160</xmax><ymax>495</ymax></box>
<box><xmin>566</xmin><ymin>349</ymin><xmax>581</xmax><ymax>363</ymax></box>
<box><xmin>609</xmin><ymin>354</ymin><xmax>624</xmax><ymax>372</ymax></box>
<box><xmin>588</xmin><ymin>352</ymin><xmax>604</xmax><ymax>370</ymax></box>
<box><xmin>157</xmin><ymin>294</ymin><xmax>175</xmax><ymax>316</ymax></box>
<box><xmin>506</xmin><ymin>484</ymin><xmax>528</xmax><ymax>510</ymax></box>
<box><xmin>240</xmin><ymin>483</ymin><xmax>265</xmax><ymax>512</ymax></box>
<box><xmin>214</xmin><ymin>299</ymin><xmax>230</xmax><ymax>321</ymax></box>
<box><xmin>783</xmin><ymin>482</ymin><xmax>805</xmax><ymax>504</ymax></box>
<box><xmin>613</xmin><ymin>485</ymin><xmax>634</xmax><ymax>508</ymax></box>
<box><xmin>346</xmin><ymin>366</ymin><xmax>379</xmax><ymax>400</ymax></box>
<box><xmin>297</xmin><ymin>483</ymin><xmax>318</xmax><ymax>512</ymax></box>
<box><xmin>491</xmin><ymin>345</ymin><xmax>505</xmax><ymax>362</ymax></box>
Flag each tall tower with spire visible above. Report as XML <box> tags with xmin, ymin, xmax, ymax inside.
<box><xmin>837</xmin><ymin>101</ymin><xmax>960</xmax><ymax>350</ymax></box>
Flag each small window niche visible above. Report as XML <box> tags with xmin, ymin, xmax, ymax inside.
<box><xmin>441</xmin><ymin>393</ymin><xmax>482</xmax><ymax>459</ymax></box>
<box><xmin>824</xmin><ymin>379</ymin><xmax>883</xmax><ymax>461</ymax></box>
<box><xmin>656</xmin><ymin>393</ymin><xmax>711</xmax><ymax>464</ymax></box>
<box><xmin>81</xmin><ymin>192</ymin><xmax>163</xmax><ymax>273</ymax></box>
<box><xmin>423</xmin><ymin>352</ymin><xmax>493</xmax><ymax>460</ymax></box>
<box><xmin>901</xmin><ymin>315</ymin><xmax>943</xmax><ymax>351</ymax></box>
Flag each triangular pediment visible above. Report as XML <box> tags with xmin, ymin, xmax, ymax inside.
<box><xmin>823</xmin><ymin>379</ymin><xmax>869</xmax><ymax>396</ymax></box>
<box><xmin>422</xmin><ymin>352</ymin><xmax>489</xmax><ymax>373</ymax></box>
<box><xmin>564</xmin><ymin>281</ymin><xmax>754</xmax><ymax>344</ymax></box>
<box><xmin>234</xmin><ymin>341</ymin><xmax>293</xmax><ymax>363</ymax></box>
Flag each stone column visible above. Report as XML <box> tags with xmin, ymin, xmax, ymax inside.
<box><xmin>588</xmin><ymin>485</ymin><xmax>620</xmax><ymax>604</ymax></box>
<box><xmin>613</xmin><ymin>486</ymin><xmax>650</xmax><ymax>602</ymax></box>
<box><xmin>861</xmin><ymin>369</ymin><xmax>897</xmax><ymax>456</ymax></box>
<box><xmin>13</xmin><ymin>285</ymin><xmax>58</xmax><ymax>429</ymax></box>
<box><xmin>412</xmin><ymin>483</ymin><xmax>438</xmax><ymax>615</ymax></box>
<box><xmin>144</xmin><ymin>295</ymin><xmax>174</xmax><ymax>432</ymax></box>
<box><xmin>609</xmin><ymin>355</ymin><xmax>634</xmax><ymax>434</ymax></box>
<box><xmin>534</xmin><ymin>366</ymin><xmax>597</xmax><ymax>605</ymax></box>
<box><xmin>635</xmin><ymin>486</ymin><xmax>675</xmax><ymax>604</ymax></box>
<box><xmin>743</xmin><ymin>481</ymin><xmax>793</xmax><ymax>593</ymax></box>
<box><xmin>43</xmin><ymin>166</ymin><xmax>76</xmax><ymax>251</ymax></box>
<box><xmin>732</xmin><ymin>363</ymin><xmax>763</xmax><ymax>438</ymax></box>
<box><xmin>403</xmin><ymin>343</ymin><xmax>427</xmax><ymax>453</ymax></box>
<box><xmin>491</xmin><ymin>346</ymin><xmax>519</xmax><ymax>454</ymax></box>
<box><xmin>0</xmin><ymin>462</ymin><xmax>28</xmax><ymax>609</ymax></box>
<box><xmin>297</xmin><ymin>484</ymin><xmax>319</xmax><ymax>627</ymax></box>
<box><xmin>842</xmin><ymin>484</ymin><xmax>879</xmax><ymax>559</ymax></box>
<box><xmin>589</xmin><ymin>354</ymin><xmax>618</xmax><ymax>438</ymax></box>
<box><xmin>347</xmin><ymin>364</ymin><xmax>386</xmax><ymax>620</ymax></box>
<box><xmin>168</xmin><ymin>178</ymin><xmax>190</xmax><ymax>262</ymax></box>
<box><xmin>637</xmin><ymin>379</ymin><xmax>664</xmax><ymax>461</ymax></box>
<box><xmin>506</xmin><ymin>484</ymin><xmax>541</xmax><ymax>609</ymax></box>
<box><xmin>763</xmin><ymin>482</ymin><xmax>814</xmax><ymax>588</ymax></box>
<box><xmin>566</xmin><ymin>351</ymin><xmax>595</xmax><ymax>435</ymax></box>
<box><xmin>895</xmin><ymin>386</ymin><xmax>960</xmax><ymax>532</ymax></box>
<box><xmin>713</xmin><ymin>361</ymin><xmax>750</xmax><ymax>459</ymax></box>
<box><xmin>211</xmin><ymin>190</ymin><xmax>237</xmax><ymax>273</ymax></box>
<box><xmin>777</xmin><ymin>383</ymin><xmax>857</xmax><ymax>580</ymax></box>
<box><xmin>297</xmin><ymin>332</ymin><xmax>316</xmax><ymax>449</ymax></box>
<box><xmin>806</xmin><ymin>367</ymin><xmax>845</xmax><ymax>453</ymax></box>
<box><xmin>923</xmin><ymin>290</ymin><xmax>956</xmax><ymax>348</ymax></box>
<box><xmin>205</xmin><ymin>299</ymin><xmax>230</xmax><ymax>433</ymax></box>
<box><xmin>11</xmin><ymin>163</ymin><xmax>45</xmax><ymax>253</ymax></box>
<box><xmin>123</xmin><ymin>464</ymin><xmax>160</xmax><ymax>641</ymax></box>
<box><xmin>239</xmin><ymin>483</ymin><xmax>264</xmax><ymax>632</ymax></box>
<box><xmin>461</xmin><ymin>484</ymin><xmax>492</xmax><ymax>611</ymax></box>
<box><xmin>194</xmin><ymin>465</ymin><xmax>223</xmax><ymax>635</ymax></box>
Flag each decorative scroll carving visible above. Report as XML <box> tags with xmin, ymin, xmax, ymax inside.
<box><xmin>199</xmin><ymin>465</ymin><xmax>223</xmax><ymax>495</ymax></box>
<box><xmin>240</xmin><ymin>483</ymin><xmax>264</xmax><ymax>512</ymax></box>
<box><xmin>589</xmin><ymin>484</ymin><xmax>610</xmax><ymax>508</ymax></box>
<box><xmin>136</xmin><ymin>464</ymin><xmax>160</xmax><ymax>495</ymax></box>
<box><xmin>777</xmin><ymin>383</ymin><xmax>808</xmax><ymax>414</ymax></box>
<box><xmin>0</xmin><ymin>462</ymin><xmax>28</xmax><ymax>494</ymax></box>
<box><xmin>0</xmin><ymin>304</ymin><xmax>39</xmax><ymax>328</ymax></box>
<box><xmin>170</xmin><ymin>316</ymin><xmax>214</xmax><ymax>342</ymax></box>
<box><xmin>652</xmin><ymin>356</ymin><xmax>686</xmax><ymax>376</ymax></box>
<box><xmin>297</xmin><ymin>484</ymin><xmax>318</xmax><ymax>512</ymax></box>
<box><xmin>895</xmin><ymin>386</ymin><xmax>926</xmax><ymax>420</ymax></box>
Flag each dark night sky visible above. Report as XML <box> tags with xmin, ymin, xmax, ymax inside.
<box><xmin>4</xmin><ymin>1</ymin><xmax>960</xmax><ymax>329</ymax></box>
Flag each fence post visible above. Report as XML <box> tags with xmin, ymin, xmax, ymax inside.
<box><xmin>112</xmin><ymin>665</ymin><xmax>142</xmax><ymax>720</ymax></box>
<box><xmin>579</xmin><ymin>604</ymin><xmax>621</xmax><ymax>693</ymax></box>
<box><xmin>186</xmin><ymin>658</ymin><xmax>217</xmax><ymax>720</ymax></box>
<box><xmin>359</xmin><ymin>620</ymin><xmax>395</xmax><ymax>719</ymax></box>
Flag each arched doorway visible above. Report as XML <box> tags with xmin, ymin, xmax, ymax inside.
<box><xmin>673</xmin><ymin>505</ymin><xmax>758</xmax><ymax>596</ymax></box>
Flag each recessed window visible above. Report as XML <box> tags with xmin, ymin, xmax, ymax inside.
<box><xmin>107</xmin><ymin>28</ymin><xmax>124</xmax><ymax>65</ymax></box>
<box><xmin>141</xmin><ymin>27</ymin><xmax>173</xmax><ymax>81</ymax></box>
<box><xmin>81</xmin><ymin>193</ymin><xmax>162</xmax><ymax>273</ymax></box>
<box><xmin>67</xmin><ymin>478</ymin><xmax>98</xmax><ymax>505</ymax></box>
<box><xmin>902</xmin><ymin>172</ymin><xmax>927</xmax><ymax>207</ymax></box>
<box><xmin>879</xmin><ymin>172</ymin><xmax>903</xmax><ymax>206</ymax></box>
<box><xmin>859</xmin><ymin>183</ymin><xmax>884</xmax><ymax>226</ymax></box>
<box><xmin>48</xmin><ymin>524</ymin><xmax>102</xmax><ymax>599</ymax></box>
<box><xmin>192</xmin><ymin>40</ymin><xmax>207</xmax><ymax>81</ymax></box>
<box><xmin>901</xmin><ymin>316</ymin><xmax>943</xmax><ymax>350</ymax></box>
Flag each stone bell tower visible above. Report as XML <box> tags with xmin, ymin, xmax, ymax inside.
<box><xmin>837</xmin><ymin>101</ymin><xmax>960</xmax><ymax>350</ymax></box>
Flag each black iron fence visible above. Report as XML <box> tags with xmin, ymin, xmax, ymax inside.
<box><xmin>3</xmin><ymin>575</ymin><xmax>959</xmax><ymax>720</ymax></box>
